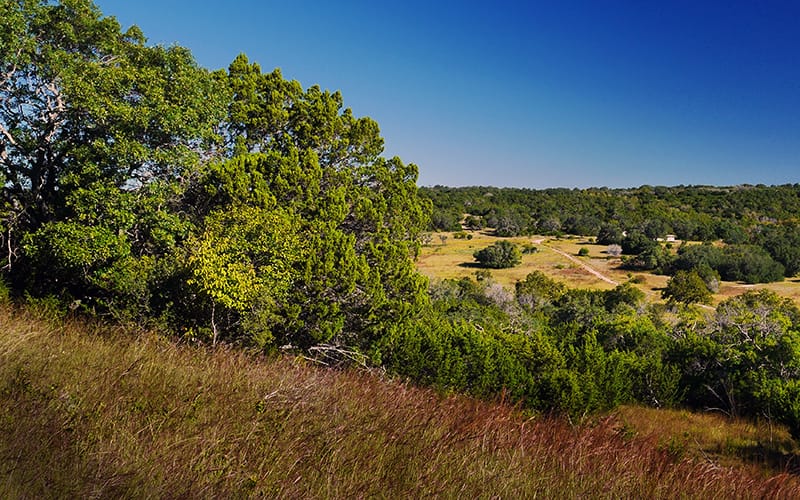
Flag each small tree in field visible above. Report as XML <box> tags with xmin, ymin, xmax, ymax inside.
<box><xmin>662</xmin><ymin>270</ymin><xmax>712</xmax><ymax>305</ymax></box>
<box><xmin>473</xmin><ymin>241</ymin><xmax>522</xmax><ymax>269</ymax></box>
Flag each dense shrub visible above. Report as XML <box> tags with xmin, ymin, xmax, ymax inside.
<box><xmin>670</xmin><ymin>290</ymin><xmax>800</xmax><ymax>438</ymax></box>
<box><xmin>662</xmin><ymin>270</ymin><xmax>712</xmax><ymax>305</ymax></box>
<box><xmin>473</xmin><ymin>241</ymin><xmax>522</xmax><ymax>269</ymax></box>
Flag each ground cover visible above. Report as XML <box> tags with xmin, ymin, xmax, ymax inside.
<box><xmin>1</xmin><ymin>305</ymin><xmax>798</xmax><ymax>497</ymax></box>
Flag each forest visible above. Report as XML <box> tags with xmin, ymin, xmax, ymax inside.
<box><xmin>2</xmin><ymin>0</ymin><xmax>800</xmax><ymax>481</ymax></box>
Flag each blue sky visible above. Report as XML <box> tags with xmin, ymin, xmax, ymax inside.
<box><xmin>94</xmin><ymin>0</ymin><xmax>800</xmax><ymax>189</ymax></box>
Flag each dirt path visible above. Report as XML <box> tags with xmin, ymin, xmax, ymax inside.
<box><xmin>542</xmin><ymin>243</ymin><xmax>719</xmax><ymax>310</ymax></box>
<box><xmin>541</xmin><ymin>243</ymin><xmax>619</xmax><ymax>286</ymax></box>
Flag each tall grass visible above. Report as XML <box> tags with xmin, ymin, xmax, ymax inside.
<box><xmin>1</xmin><ymin>304</ymin><xmax>799</xmax><ymax>498</ymax></box>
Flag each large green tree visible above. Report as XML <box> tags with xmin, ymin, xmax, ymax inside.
<box><xmin>0</xmin><ymin>0</ymin><xmax>223</xmax><ymax>224</ymax></box>
<box><xmin>185</xmin><ymin>55</ymin><xmax>431</xmax><ymax>349</ymax></box>
<box><xmin>1</xmin><ymin>0</ymin><xmax>225</xmax><ymax>316</ymax></box>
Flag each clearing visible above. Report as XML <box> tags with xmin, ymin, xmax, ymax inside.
<box><xmin>417</xmin><ymin>231</ymin><xmax>800</xmax><ymax>306</ymax></box>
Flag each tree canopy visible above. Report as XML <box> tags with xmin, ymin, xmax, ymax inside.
<box><xmin>1</xmin><ymin>0</ymin><xmax>430</xmax><ymax>350</ymax></box>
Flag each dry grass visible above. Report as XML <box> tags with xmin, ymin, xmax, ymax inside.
<box><xmin>418</xmin><ymin>231</ymin><xmax>800</xmax><ymax>307</ymax></box>
<box><xmin>417</xmin><ymin>232</ymin><xmax>622</xmax><ymax>290</ymax></box>
<box><xmin>617</xmin><ymin>406</ymin><xmax>800</xmax><ymax>476</ymax></box>
<box><xmin>2</xmin><ymin>305</ymin><xmax>800</xmax><ymax>498</ymax></box>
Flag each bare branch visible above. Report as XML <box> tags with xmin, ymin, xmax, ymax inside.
<box><xmin>0</xmin><ymin>122</ymin><xmax>18</xmax><ymax>148</ymax></box>
<box><xmin>42</xmin><ymin>82</ymin><xmax>65</xmax><ymax>143</ymax></box>
<box><xmin>99</xmin><ymin>54</ymin><xmax>119</xmax><ymax>66</ymax></box>
<box><xmin>307</xmin><ymin>344</ymin><xmax>369</xmax><ymax>368</ymax></box>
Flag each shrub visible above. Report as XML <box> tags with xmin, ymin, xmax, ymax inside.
<box><xmin>661</xmin><ymin>270</ymin><xmax>712</xmax><ymax>305</ymax></box>
<box><xmin>607</xmin><ymin>244</ymin><xmax>623</xmax><ymax>257</ymax></box>
<box><xmin>473</xmin><ymin>241</ymin><xmax>521</xmax><ymax>269</ymax></box>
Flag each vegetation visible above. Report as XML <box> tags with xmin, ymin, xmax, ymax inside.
<box><xmin>662</xmin><ymin>270</ymin><xmax>713</xmax><ymax>305</ymax></box>
<box><xmin>2</xmin><ymin>306</ymin><xmax>799</xmax><ymax>497</ymax></box>
<box><xmin>473</xmin><ymin>240</ymin><xmax>522</xmax><ymax>269</ymax></box>
<box><xmin>421</xmin><ymin>185</ymin><xmax>800</xmax><ymax>282</ymax></box>
<box><xmin>1</xmin><ymin>0</ymin><xmax>430</xmax><ymax>349</ymax></box>
<box><xmin>2</xmin><ymin>1</ymin><xmax>800</xmax><ymax>494</ymax></box>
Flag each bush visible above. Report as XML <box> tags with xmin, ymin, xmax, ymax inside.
<box><xmin>473</xmin><ymin>241</ymin><xmax>522</xmax><ymax>269</ymax></box>
<box><xmin>661</xmin><ymin>270</ymin><xmax>712</xmax><ymax>305</ymax></box>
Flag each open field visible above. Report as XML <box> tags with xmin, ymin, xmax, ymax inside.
<box><xmin>418</xmin><ymin>231</ymin><xmax>623</xmax><ymax>290</ymax></box>
<box><xmin>417</xmin><ymin>231</ymin><xmax>800</xmax><ymax>306</ymax></box>
<box><xmin>1</xmin><ymin>305</ymin><xmax>799</xmax><ymax>497</ymax></box>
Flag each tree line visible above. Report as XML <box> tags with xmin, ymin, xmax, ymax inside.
<box><xmin>422</xmin><ymin>185</ymin><xmax>800</xmax><ymax>283</ymax></box>
<box><xmin>423</xmin><ymin>184</ymin><xmax>800</xmax><ymax>239</ymax></box>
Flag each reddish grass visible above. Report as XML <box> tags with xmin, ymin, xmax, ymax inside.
<box><xmin>1</xmin><ymin>304</ymin><xmax>799</xmax><ymax>498</ymax></box>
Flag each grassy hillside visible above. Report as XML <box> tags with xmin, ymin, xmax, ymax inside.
<box><xmin>1</xmin><ymin>305</ymin><xmax>799</xmax><ymax>498</ymax></box>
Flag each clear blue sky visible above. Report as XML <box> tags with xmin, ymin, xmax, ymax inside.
<box><xmin>94</xmin><ymin>0</ymin><xmax>800</xmax><ymax>189</ymax></box>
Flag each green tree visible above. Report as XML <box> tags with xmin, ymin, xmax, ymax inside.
<box><xmin>473</xmin><ymin>241</ymin><xmax>522</xmax><ymax>269</ymax></box>
<box><xmin>604</xmin><ymin>282</ymin><xmax>646</xmax><ymax>312</ymax></box>
<box><xmin>190</xmin><ymin>55</ymin><xmax>432</xmax><ymax>349</ymax></box>
<box><xmin>187</xmin><ymin>204</ymin><xmax>302</xmax><ymax>347</ymax></box>
<box><xmin>661</xmin><ymin>269</ymin><xmax>712</xmax><ymax>305</ymax></box>
<box><xmin>758</xmin><ymin>224</ymin><xmax>800</xmax><ymax>277</ymax></box>
<box><xmin>1</xmin><ymin>0</ymin><xmax>223</xmax><ymax>225</ymax></box>
<box><xmin>1</xmin><ymin>0</ymin><xmax>224</xmax><ymax>313</ymax></box>
<box><xmin>597</xmin><ymin>223</ymin><xmax>624</xmax><ymax>245</ymax></box>
<box><xmin>674</xmin><ymin>290</ymin><xmax>800</xmax><ymax>435</ymax></box>
<box><xmin>621</xmin><ymin>231</ymin><xmax>656</xmax><ymax>255</ymax></box>
<box><xmin>515</xmin><ymin>271</ymin><xmax>566</xmax><ymax>310</ymax></box>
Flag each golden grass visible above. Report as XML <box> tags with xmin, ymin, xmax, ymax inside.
<box><xmin>418</xmin><ymin>231</ymin><xmax>800</xmax><ymax>307</ymax></box>
<box><xmin>617</xmin><ymin>406</ymin><xmax>800</xmax><ymax>476</ymax></box>
<box><xmin>2</xmin><ymin>305</ymin><xmax>800</xmax><ymax>497</ymax></box>
<box><xmin>417</xmin><ymin>232</ymin><xmax>622</xmax><ymax>290</ymax></box>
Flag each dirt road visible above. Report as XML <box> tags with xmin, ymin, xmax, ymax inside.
<box><xmin>541</xmin><ymin>243</ymin><xmax>619</xmax><ymax>286</ymax></box>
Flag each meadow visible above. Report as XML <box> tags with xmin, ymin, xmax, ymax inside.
<box><xmin>417</xmin><ymin>230</ymin><xmax>800</xmax><ymax>306</ymax></box>
<box><xmin>2</xmin><ymin>304</ymin><xmax>799</xmax><ymax>498</ymax></box>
